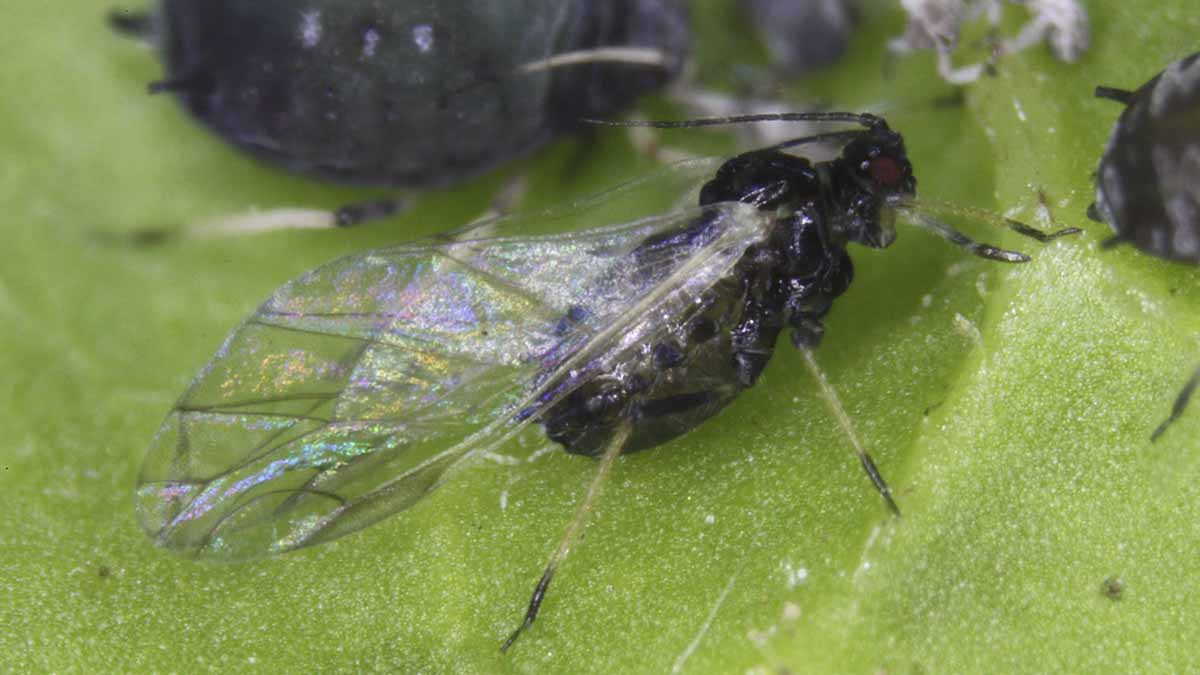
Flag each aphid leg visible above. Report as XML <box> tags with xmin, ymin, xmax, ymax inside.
<box><xmin>1094</xmin><ymin>86</ymin><xmax>1136</xmax><ymax>105</ymax></box>
<box><xmin>465</xmin><ymin>173</ymin><xmax>530</xmax><ymax>227</ymax></box>
<box><xmin>107</xmin><ymin>9</ymin><xmax>152</xmax><ymax>38</ymax></box>
<box><xmin>126</xmin><ymin>199</ymin><xmax>404</xmax><ymax>244</ymax></box>
<box><xmin>333</xmin><ymin>199</ymin><xmax>404</xmax><ymax>227</ymax></box>
<box><xmin>902</xmin><ymin>198</ymin><xmax>1080</xmax><ymax>255</ymax></box>
<box><xmin>905</xmin><ymin>210</ymin><xmax>1030</xmax><ymax>262</ymax></box>
<box><xmin>501</xmin><ymin>423</ymin><xmax>633</xmax><ymax>652</ymax></box>
<box><xmin>798</xmin><ymin>347</ymin><xmax>901</xmax><ymax>516</ymax></box>
<box><xmin>1151</xmin><ymin>364</ymin><xmax>1200</xmax><ymax>441</ymax></box>
<box><xmin>1003</xmin><ymin>218</ymin><xmax>1080</xmax><ymax>242</ymax></box>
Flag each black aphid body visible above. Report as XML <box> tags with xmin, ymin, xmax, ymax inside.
<box><xmin>1090</xmin><ymin>54</ymin><xmax>1200</xmax><ymax>440</ymax></box>
<box><xmin>114</xmin><ymin>0</ymin><xmax>688</xmax><ymax>187</ymax></box>
<box><xmin>1091</xmin><ymin>52</ymin><xmax>1200</xmax><ymax>263</ymax></box>
<box><xmin>543</xmin><ymin>122</ymin><xmax>915</xmax><ymax>457</ymax></box>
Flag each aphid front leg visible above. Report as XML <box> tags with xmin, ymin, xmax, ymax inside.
<box><xmin>1152</xmin><ymin>364</ymin><xmax>1200</xmax><ymax>441</ymax></box>
<box><xmin>798</xmin><ymin>347</ymin><xmax>901</xmax><ymax>516</ymax></box>
<box><xmin>501</xmin><ymin>423</ymin><xmax>633</xmax><ymax>653</ymax></box>
<box><xmin>915</xmin><ymin>196</ymin><xmax>1082</xmax><ymax>243</ymax></box>
<box><xmin>905</xmin><ymin>211</ymin><xmax>1031</xmax><ymax>262</ymax></box>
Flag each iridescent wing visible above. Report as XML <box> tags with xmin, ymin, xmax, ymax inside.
<box><xmin>137</xmin><ymin>158</ymin><xmax>776</xmax><ymax>560</ymax></box>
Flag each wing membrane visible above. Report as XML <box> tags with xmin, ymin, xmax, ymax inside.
<box><xmin>137</xmin><ymin>159</ymin><xmax>773</xmax><ymax>560</ymax></box>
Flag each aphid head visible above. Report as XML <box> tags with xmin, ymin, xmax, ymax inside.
<box><xmin>836</xmin><ymin>126</ymin><xmax>917</xmax><ymax>249</ymax></box>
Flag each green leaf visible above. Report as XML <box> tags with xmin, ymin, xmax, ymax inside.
<box><xmin>3</xmin><ymin>1</ymin><xmax>1198</xmax><ymax>672</ymax></box>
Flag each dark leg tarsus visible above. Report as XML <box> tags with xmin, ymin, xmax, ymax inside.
<box><xmin>798</xmin><ymin>347</ymin><xmax>902</xmax><ymax>517</ymax></box>
<box><xmin>1004</xmin><ymin>218</ymin><xmax>1081</xmax><ymax>242</ymax></box>
<box><xmin>859</xmin><ymin>453</ymin><xmax>901</xmax><ymax>517</ymax></box>
<box><xmin>334</xmin><ymin>199</ymin><xmax>404</xmax><ymax>227</ymax></box>
<box><xmin>1152</xmin><ymin>365</ymin><xmax>1200</xmax><ymax>441</ymax></box>
<box><xmin>500</xmin><ymin>424</ymin><xmax>631</xmax><ymax>653</ymax></box>
<box><xmin>501</xmin><ymin>563</ymin><xmax>556</xmax><ymax>653</ymax></box>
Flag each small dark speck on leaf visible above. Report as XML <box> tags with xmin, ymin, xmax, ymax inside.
<box><xmin>1101</xmin><ymin>575</ymin><xmax>1124</xmax><ymax>600</ymax></box>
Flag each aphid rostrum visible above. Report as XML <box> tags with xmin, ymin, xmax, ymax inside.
<box><xmin>1089</xmin><ymin>52</ymin><xmax>1200</xmax><ymax>439</ymax></box>
<box><xmin>135</xmin><ymin>112</ymin><xmax>1075</xmax><ymax>649</ymax></box>
<box><xmin>110</xmin><ymin>0</ymin><xmax>688</xmax><ymax>225</ymax></box>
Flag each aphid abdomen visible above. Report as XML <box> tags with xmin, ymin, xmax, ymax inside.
<box><xmin>150</xmin><ymin>0</ymin><xmax>688</xmax><ymax>187</ymax></box>
<box><xmin>541</xmin><ymin>258</ymin><xmax>759</xmax><ymax>458</ymax></box>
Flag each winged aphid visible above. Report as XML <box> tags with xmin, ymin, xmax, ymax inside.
<box><xmin>134</xmin><ymin>111</ymin><xmax>1076</xmax><ymax>650</ymax></box>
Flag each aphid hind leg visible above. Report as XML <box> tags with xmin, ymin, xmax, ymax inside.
<box><xmin>1151</xmin><ymin>364</ymin><xmax>1200</xmax><ymax>441</ymax></box>
<box><xmin>501</xmin><ymin>423</ymin><xmax>633</xmax><ymax>653</ymax></box>
<box><xmin>798</xmin><ymin>347</ymin><xmax>901</xmax><ymax>516</ymax></box>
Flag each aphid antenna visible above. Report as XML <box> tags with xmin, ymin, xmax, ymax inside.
<box><xmin>501</xmin><ymin>423</ymin><xmax>634</xmax><ymax>653</ymax></box>
<box><xmin>519</xmin><ymin>46</ymin><xmax>676</xmax><ymax>74</ymax></box>
<box><xmin>768</xmin><ymin>130</ymin><xmax>872</xmax><ymax>154</ymax></box>
<box><xmin>798</xmin><ymin>347</ymin><xmax>901</xmax><ymax>517</ymax></box>
<box><xmin>451</xmin><ymin>47</ymin><xmax>679</xmax><ymax>108</ymax></box>
<box><xmin>582</xmin><ymin>111</ymin><xmax>889</xmax><ymax>132</ymax></box>
<box><xmin>1151</xmin><ymin>365</ymin><xmax>1200</xmax><ymax>442</ymax></box>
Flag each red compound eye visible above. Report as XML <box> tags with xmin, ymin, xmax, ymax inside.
<box><xmin>867</xmin><ymin>156</ymin><xmax>902</xmax><ymax>186</ymax></box>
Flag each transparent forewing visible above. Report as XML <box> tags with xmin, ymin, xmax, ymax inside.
<box><xmin>138</xmin><ymin>167</ymin><xmax>769</xmax><ymax>562</ymax></box>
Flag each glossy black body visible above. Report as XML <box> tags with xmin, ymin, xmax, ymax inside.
<box><xmin>121</xmin><ymin>0</ymin><xmax>688</xmax><ymax>187</ymax></box>
<box><xmin>543</xmin><ymin>123</ymin><xmax>916</xmax><ymax>457</ymax></box>
<box><xmin>1091</xmin><ymin>52</ymin><xmax>1200</xmax><ymax>263</ymax></box>
<box><xmin>741</xmin><ymin>0</ymin><xmax>853</xmax><ymax>74</ymax></box>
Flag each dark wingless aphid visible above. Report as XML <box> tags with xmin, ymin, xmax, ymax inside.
<box><xmin>135</xmin><ymin>112</ymin><xmax>1074</xmax><ymax>650</ymax></box>
<box><xmin>740</xmin><ymin>0</ymin><xmax>854</xmax><ymax>74</ymax></box>
<box><xmin>109</xmin><ymin>0</ymin><xmax>688</xmax><ymax>225</ymax></box>
<box><xmin>1089</xmin><ymin>52</ymin><xmax>1200</xmax><ymax>440</ymax></box>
